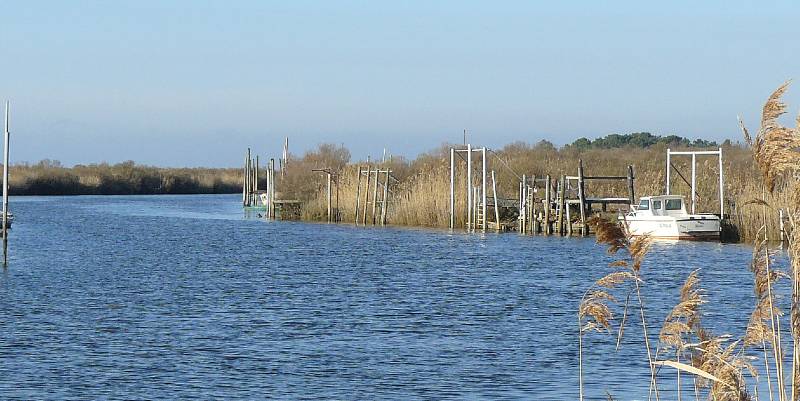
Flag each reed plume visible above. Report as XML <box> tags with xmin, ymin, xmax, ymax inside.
<box><xmin>585</xmin><ymin>216</ymin><xmax>659</xmax><ymax>399</ymax></box>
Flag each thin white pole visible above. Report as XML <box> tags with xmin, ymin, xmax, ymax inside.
<box><xmin>718</xmin><ymin>147</ymin><xmax>724</xmax><ymax>217</ymax></box>
<box><xmin>3</xmin><ymin>101</ymin><xmax>10</xmax><ymax>265</ymax></box>
<box><xmin>481</xmin><ymin>147</ymin><xmax>487</xmax><ymax>231</ymax></box>
<box><xmin>691</xmin><ymin>153</ymin><xmax>696</xmax><ymax>214</ymax></box>
<box><xmin>450</xmin><ymin>148</ymin><xmax>455</xmax><ymax>229</ymax></box>
<box><xmin>665</xmin><ymin>148</ymin><xmax>671</xmax><ymax>195</ymax></box>
<box><xmin>467</xmin><ymin>143</ymin><xmax>472</xmax><ymax>231</ymax></box>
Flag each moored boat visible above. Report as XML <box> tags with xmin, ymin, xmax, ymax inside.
<box><xmin>619</xmin><ymin>195</ymin><xmax>720</xmax><ymax>240</ymax></box>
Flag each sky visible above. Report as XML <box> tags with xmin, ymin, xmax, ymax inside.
<box><xmin>1</xmin><ymin>0</ymin><xmax>799</xmax><ymax>167</ymax></box>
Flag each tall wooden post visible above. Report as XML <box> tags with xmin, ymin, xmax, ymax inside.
<box><xmin>449</xmin><ymin>148</ymin><xmax>455</xmax><ymax>229</ymax></box>
<box><xmin>362</xmin><ymin>165</ymin><xmax>371</xmax><ymax>225</ymax></box>
<box><xmin>718</xmin><ymin>147</ymin><xmax>724</xmax><ymax>217</ymax></box>
<box><xmin>627</xmin><ymin>165</ymin><xmax>635</xmax><ymax>207</ymax></box>
<box><xmin>326</xmin><ymin>172</ymin><xmax>332</xmax><ymax>222</ymax></box>
<box><xmin>521</xmin><ymin>174</ymin><xmax>527</xmax><ymax>234</ymax></box>
<box><xmin>577</xmin><ymin>160</ymin><xmax>587</xmax><ymax>236</ymax></box>
<box><xmin>544</xmin><ymin>175</ymin><xmax>551</xmax><ymax>235</ymax></box>
<box><xmin>254</xmin><ymin>155</ymin><xmax>259</xmax><ymax>198</ymax></box>
<box><xmin>381</xmin><ymin>170</ymin><xmax>389</xmax><ymax>226</ymax></box>
<box><xmin>354</xmin><ymin>166</ymin><xmax>362</xmax><ymax>224</ymax></box>
<box><xmin>2</xmin><ymin>102</ymin><xmax>9</xmax><ymax>266</ymax></box>
<box><xmin>269</xmin><ymin>159</ymin><xmax>276</xmax><ymax>218</ymax></box>
<box><xmin>242</xmin><ymin>152</ymin><xmax>248</xmax><ymax>206</ymax></box>
<box><xmin>557</xmin><ymin>175</ymin><xmax>566</xmax><ymax>235</ymax></box>
<box><xmin>481</xmin><ymin>147</ymin><xmax>487</xmax><ymax>231</ymax></box>
<box><xmin>491</xmin><ymin>170</ymin><xmax>500</xmax><ymax>231</ymax></box>
<box><xmin>371</xmin><ymin>168</ymin><xmax>379</xmax><ymax>225</ymax></box>
<box><xmin>691</xmin><ymin>153</ymin><xmax>697</xmax><ymax>214</ymax></box>
<box><xmin>466</xmin><ymin>144</ymin><xmax>472</xmax><ymax>231</ymax></box>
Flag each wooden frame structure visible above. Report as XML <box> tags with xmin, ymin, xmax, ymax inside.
<box><xmin>666</xmin><ymin>148</ymin><xmax>724</xmax><ymax>216</ymax></box>
<box><xmin>312</xmin><ymin>168</ymin><xmax>340</xmax><ymax>223</ymax></box>
<box><xmin>449</xmin><ymin>144</ymin><xmax>488</xmax><ymax>231</ymax></box>
<box><xmin>354</xmin><ymin>166</ymin><xmax>393</xmax><ymax>226</ymax></box>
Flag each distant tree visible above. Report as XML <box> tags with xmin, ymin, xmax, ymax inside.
<box><xmin>571</xmin><ymin>137</ymin><xmax>592</xmax><ymax>150</ymax></box>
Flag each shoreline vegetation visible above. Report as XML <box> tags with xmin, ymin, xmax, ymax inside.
<box><xmin>10</xmin><ymin>131</ymin><xmax>792</xmax><ymax>241</ymax></box>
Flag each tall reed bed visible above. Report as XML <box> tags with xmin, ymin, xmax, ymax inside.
<box><xmin>578</xmin><ymin>82</ymin><xmax>800</xmax><ymax>400</ymax></box>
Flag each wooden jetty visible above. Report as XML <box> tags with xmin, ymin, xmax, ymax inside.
<box><xmin>450</xmin><ymin>143</ymin><xmax>636</xmax><ymax>237</ymax></box>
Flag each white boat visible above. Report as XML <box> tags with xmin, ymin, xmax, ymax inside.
<box><xmin>620</xmin><ymin>195</ymin><xmax>720</xmax><ymax>240</ymax></box>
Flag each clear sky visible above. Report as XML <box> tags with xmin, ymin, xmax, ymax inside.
<box><xmin>1</xmin><ymin>1</ymin><xmax>799</xmax><ymax>167</ymax></box>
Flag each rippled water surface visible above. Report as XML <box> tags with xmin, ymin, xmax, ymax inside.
<box><xmin>0</xmin><ymin>195</ymin><xmax>779</xmax><ymax>400</ymax></box>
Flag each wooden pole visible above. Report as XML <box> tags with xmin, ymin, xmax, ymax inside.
<box><xmin>482</xmin><ymin>147</ymin><xmax>487</xmax><ymax>231</ymax></box>
<box><xmin>449</xmin><ymin>148</ymin><xmax>455</xmax><ymax>229</ymax></box>
<box><xmin>2</xmin><ymin>101</ymin><xmax>9</xmax><ymax>266</ymax></box>
<box><xmin>381</xmin><ymin>170</ymin><xmax>389</xmax><ymax>226</ymax></box>
<box><xmin>242</xmin><ymin>152</ymin><xmax>248</xmax><ymax>206</ymax></box>
<box><xmin>557</xmin><ymin>175</ymin><xmax>566</xmax><ymax>235</ymax></box>
<box><xmin>718</xmin><ymin>147</ymin><xmax>724</xmax><ymax>217</ymax></box>
<box><xmin>245</xmin><ymin>149</ymin><xmax>251</xmax><ymax>206</ymax></box>
<box><xmin>326</xmin><ymin>172</ymin><xmax>332</xmax><ymax>222</ymax></box>
<box><xmin>518</xmin><ymin>181</ymin><xmax>523</xmax><ymax>233</ymax></box>
<box><xmin>491</xmin><ymin>170</ymin><xmax>500</xmax><ymax>231</ymax></box>
<box><xmin>521</xmin><ymin>174</ymin><xmax>527</xmax><ymax>234</ymax></box>
<box><xmin>255</xmin><ymin>155</ymin><xmax>259</xmax><ymax>197</ymax></box>
<box><xmin>466</xmin><ymin>143</ymin><xmax>472</xmax><ymax>231</ymax></box>
<box><xmin>264</xmin><ymin>159</ymin><xmax>272</xmax><ymax>218</ymax></box>
<box><xmin>691</xmin><ymin>153</ymin><xmax>697</xmax><ymax>214</ymax></box>
<box><xmin>362</xmin><ymin>164</ymin><xmax>371</xmax><ymax>225</ymax></box>
<box><xmin>269</xmin><ymin>159</ymin><xmax>276</xmax><ymax>218</ymax></box>
<box><xmin>355</xmin><ymin>166</ymin><xmax>362</xmax><ymax>224</ymax></box>
<box><xmin>627</xmin><ymin>165</ymin><xmax>635</xmax><ymax>207</ymax></box>
<box><xmin>371</xmin><ymin>168</ymin><xmax>379</xmax><ymax>225</ymax></box>
<box><xmin>577</xmin><ymin>160</ymin><xmax>587</xmax><ymax>236</ymax></box>
<box><xmin>666</xmin><ymin>148</ymin><xmax>671</xmax><ymax>195</ymax></box>
<box><xmin>544</xmin><ymin>175</ymin><xmax>551</xmax><ymax>235</ymax></box>
<box><xmin>566</xmin><ymin>200</ymin><xmax>573</xmax><ymax>236</ymax></box>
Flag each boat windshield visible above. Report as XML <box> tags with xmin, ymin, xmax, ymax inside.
<box><xmin>652</xmin><ymin>200</ymin><xmax>662</xmax><ymax>210</ymax></box>
<box><xmin>638</xmin><ymin>199</ymin><xmax>649</xmax><ymax>210</ymax></box>
<box><xmin>665</xmin><ymin>199</ymin><xmax>682</xmax><ymax>210</ymax></box>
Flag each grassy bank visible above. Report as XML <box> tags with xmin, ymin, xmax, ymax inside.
<box><xmin>8</xmin><ymin>160</ymin><xmax>241</xmax><ymax>195</ymax></box>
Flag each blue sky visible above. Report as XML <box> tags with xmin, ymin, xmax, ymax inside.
<box><xmin>1</xmin><ymin>1</ymin><xmax>799</xmax><ymax>166</ymax></box>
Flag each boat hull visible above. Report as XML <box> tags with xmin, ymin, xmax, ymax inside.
<box><xmin>621</xmin><ymin>216</ymin><xmax>720</xmax><ymax>240</ymax></box>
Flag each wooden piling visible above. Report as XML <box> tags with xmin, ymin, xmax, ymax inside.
<box><xmin>242</xmin><ymin>153</ymin><xmax>248</xmax><ymax>206</ymax></box>
<box><xmin>362</xmin><ymin>165</ymin><xmax>371</xmax><ymax>225</ymax></box>
<box><xmin>544</xmin><ymin>175</ymin><xmax>551</xmax><ymax>235</ymax></box>
<box><xmin>2</xmin><ymin>102</ymin><xmax>9</xmax><ymax>265</ymax></box>
<box><xmin>371</xmin><ymin>168</ymin><xmax>379</xmax><ymax>225</ymax></box>
<box><xmin>491</xmin><ymin>170</ymin><xmax>500</xmax><ymax>231</ymax></box>
<box><xmin>326</xmin><ymin>172</ymin><xmax>332</xmax><ymax>222</ymax></box>
<box><xmin>627</xmin><ymin>165</ymin><xmax>635</xmax><ymax>207</ymax></box>
<box><xmin>354</xmin><ymin>166</ymin><xmax>362</xmax><ymax>224</ymax></box>
<box><xmin>577</xmin><ymin>160</ymin><xmax>587</xmax><ymax>236</ymax></box>
<box><xmin>557</xmin><ymin>175</ymin><xmax>566</xmax><ymax>235</ymax></box>
<box><xmin>381</xmin><ymin>170</ymin><xmax>389</xmax><ymax>226</ymax></box>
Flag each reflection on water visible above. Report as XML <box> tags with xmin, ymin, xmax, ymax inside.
<box><xmin>0</xmin><ymin>195</ymin><xmax>784</xmax><ymax>400</ymax></box>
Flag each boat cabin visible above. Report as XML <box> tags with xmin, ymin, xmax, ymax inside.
<box><xmin>633</xmin><ymin>195</ymin><xmax>688</xmax><ymax>217</ymax></box>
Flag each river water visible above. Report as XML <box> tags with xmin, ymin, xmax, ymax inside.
<box><xmin>0</xmin><ymin>194</ymin><xmax>783</xmax><ymax>400</ymax></box>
